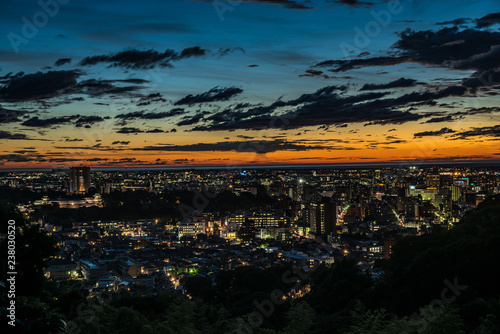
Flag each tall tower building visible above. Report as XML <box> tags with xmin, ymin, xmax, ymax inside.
<box><xmin>69</xmin><ymin>167</ymin><xmax>91</xmax><ymax>193</ymax></box>
<box><xmin>305</xmin><ymin>203</ymin><xmax>318</xmax><ymax>233</ymax></box>
<box><xmin>315</xmin><ymin>201</ymin><xmax>337</xmax><ymax>236</ymax></box>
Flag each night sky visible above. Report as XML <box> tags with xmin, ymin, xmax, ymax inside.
<box><xmin>1</xmin><ymin>0</ymin><xmax>499</xmax><ymax>168</ymax></box>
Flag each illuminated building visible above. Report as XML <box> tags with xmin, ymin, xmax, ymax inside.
<box><xmin>314</xmin><ymin>202</ymin><xmax>337</xmax><ymax>236</ymax></box>
<box><xmin>69</xmin><ymin>166</ymin><xmax>91</xmax><ymax>193</ymax></box>
<box><xmin>426</xmin><ymin>173</ymin><xmax>440</xmax><ymax>189</ymax></box>
<box><xmin>178</xmin><ymin>220</ymin><xmax>205</xmax><ymax>238</ymax></box>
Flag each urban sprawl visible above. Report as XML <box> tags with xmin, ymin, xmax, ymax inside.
<box><xmin>2</xmin><ymin>166</ymin><xmax>498</xmax><ymax>298</ymax></box>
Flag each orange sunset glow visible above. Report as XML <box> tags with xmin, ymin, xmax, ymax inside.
<box><xmin>1</xmin><ymin>0</ymin><xmax>500</xmax><ymax>169</ymax></box>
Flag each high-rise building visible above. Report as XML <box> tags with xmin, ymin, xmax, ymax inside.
<box><xmin>313</xmin><ymin>201</ymin><xmax>337</xmax><ymax>236</ymax></box>
<box><xmin>445</xmin><ymin>185</ymin><xmax>461</xmax><ymax>201</ymax></box>
<box><xmin>69</xmin><ymin>167</ymin><xmax>91</xmax><ymax>193</ymax></box>
<box><xmin>435</xmin><ymin>188</ymin><xmax>452</xmax><ymax>214</ymax></box>
<box><xmin>305</xmin><ymin>203</ymin><xmax>318</xmax><ymax>233</ymax></box>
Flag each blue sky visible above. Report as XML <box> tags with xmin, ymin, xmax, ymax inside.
<box><xmin>1</xmin><ymin>0</ymin><xmax>500</xmax><ymax>167</ymax></box>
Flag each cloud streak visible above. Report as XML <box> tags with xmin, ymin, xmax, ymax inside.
<box><xmin>414</xmin><ymin>127</ymin><xmax>455</xmax><ymax>138</ymax></box>
<box><xmin>134</xmin><ymin>138</ymin><xmax>355</xmax><ymax>154</ymax></box>
<box><xmin>191</xmin><ymin>85</ymin><xmax>467</xmax><ymax>131</ymax></box>
<box><xmin>80</xmin><ymin>47</ymin><xmax>207</xmax><ymax>69</ymax></box>
<box><xmin>174</xmin><ymin>87</ymin><xmax>243</xmax><ymax>105</ymax></box>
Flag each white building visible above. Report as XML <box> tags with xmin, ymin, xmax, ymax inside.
<box><xmin>177</xmin><ymin>220</ymin><xmax>205</xmax><ymax>238</ymax></box>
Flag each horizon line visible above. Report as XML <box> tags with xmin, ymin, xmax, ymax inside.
<box><xmin>1</xmin><ymin>159</ymin><xmax>500</xmax><ymax>172</ymax></box>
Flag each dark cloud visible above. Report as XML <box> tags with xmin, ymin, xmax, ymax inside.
<box><xmin>0</xmin><ymin>72</ymin><xmax>13</xmax><ymax>81</ymax></box>
<box><xmin>451</xmin><ymin>124</ymin><xmax>500</xmax><ymax>140</ymax></box>
<box><xmin>0</xmin><ymin>70</ymin><xmax>148</xmax><ymax>103</ymax></box>
<box><xmin>194</xmin><ymin>0</ymin><xmax>314</xmax><ymax>10</ymax></box>
<box><xmin>233</xmin><ymin>102</ymin><xmax>253</xmax><ymax>109</ymax></box>
<box><xmin>134</xmin><ymin>138</ymin><xmax>338</xmax><ymax>154</ymax></box>
<box><xmin>475</xmin><ymin>12</ymin><xmax>500</xmax><ymax>29</ymax></box>
<box><xmin>373</xmin><ymin>139</ymin><xmax>407</xmax><ymax>145</ymax></box>
<box><xmin>50</xmin><ymin>157</ymin><xmax>110</xmax><ymax>163</ymax></box>
<box><xmin>116</xmin><ymin>108</ymin><xmax>184</xmax><ymax>121</ymax></box>
<box><xmin>20</xmin><ymin>114</ymin><xmax>108</xmax><ymax>128</ymax></box>
<box><xmin>396</xmin><ymin>85</ymin><xmax>467</xmax><ymax>102</ymax></box>
<box><xmin>146</xmin><ymin>129</ymin><xmax>165</xmax><ymax>133</ymax></box>
<box><xmin>0</xmin><ymin>105</ymin><xmax>30</xmax><ymax>123</ymax></box>
<box><xmin>85</xmin><ymin>158</ymin><xmax>109</xmax><ymax>162</ymax></box>
<box><xmin>114</xmin><ymin>111</ymin><xmax>144</xmax><ymax>121</ymax></box>
<box><xmin>0</xmin><ymin>154</ymin><xmax>40</xmax><ymax>162</ymax></box>
<box><xmin>310</xmin><ymin>25</ymin><xmax>500</xmax><ymax>74</ymax></box>
<box><xmin>74</xmin><ymin>79</ymin><xmax>145</xmax><ymax>97</ymax></box>
<box><xmin>80</xmin><ymin>47</ymin><xmax>207</xmax><ymax>69</ymax></box>
<box><xmin>393</xmin><ymin>27</ymin><xmax>500</xmax><ymax>69</ymax></box>
<box><xmin>54</xmin><ymin>58</ymin><xmax>72</xmax><ymax>66</ymax></box>
<box><xmin>173</xmin><ymin>158</ymin><xmax>190</xmax><ymax>164</ymax></box>
<box><xmin>332</xmin><ymin>0</ymin><xmax>373</xmax><ymax>8</ymax></box>
<box><xmin>177</xmin><ymin>112</ymin><xmax>209</xmax><ymax>126</ymax></box>
<box><xmin>453</xmin><ymin>45</ymin><xmax>500</xmax><ymax>71</ymax></box>
<box><xmin>0</xmin><ymin>70</ymin><xmax>80</xmax><ymax>102</ymax></box>
<box><xmin>466</xmin><ymin>107</ymin><xmax>500</xmax><ymax>115</ymax></box>
<box><xmin>80</xmin><ymin>49</ymin><xmax>175</xmax><ymax>69</ymax></box>
<box><xmin>176</xmin><ymin>46</ymin><xmax>207</xmax><ymax>59</ymax></box>
<box><xmin>117</xmin><ymin>79</ymin><xmax>150</xmax><ymax>84</ymax></box>
<box><xmin>118</xmin><ymin>158</ymin><xmax>140</xmax><ymax>163</ymax></box>
<box><xmin>313</xmin><ymin>56</ymin><xmax>408</xmax><ymax>73</ymax></box>
<box><xmin>414</xmin><ymin>127</ymin><xmax>455</xmax><ymax>138</ymax></box>
<box><xmin>193</xmin><ymin>85</ymin><xmax>466</xmax><ymax>131</ymax></box>
<box><xmin>13</xmin><ymin>150</ymin><xmax>37</xmax><ymax>154</ymax></box>
<box><xmin>275</xmin><ymin>85</ymin><xmax>349</xmax><ymax>106</ymax></box>
<box><xmin>299</xmin><ymin>69</ymin><xmax>330</xmax><ymax>78</ymax></box>
<box><xmin>137</xmin><ymin>93</ymin><xmax>167</xmax><ymax>106</ymax></box>
<box><xmin>461</xmin><ymin>69</ymin><xmax>500</xmax><ymax>89</ymax></box>
<box><xmin>174</xmin><ymin>87</ymin><xmax>243</xmax><ymax>105</ymax></box>
<box><xmin>94</xmin><ymin>157</ymin><xmax>151</xmax><ymax>165</ymax></box>
<box><xmin>360</xmin><ymin>78</ymin><xmax>417</xmax><ymax>91</ymax></box>
<box><xmin>21</xmin><ymin>115</ymin><xmax>78</xmax><ymax>127</ymax></box>
<box><xmin>53</xmin><ymin>143</ymin><xmax>114</xmax><ymax>151</ymax></box>
<box><xmin>421</xmin><ymin>115</ymin><xmax>455</xmax><ymax>124</ymax></box>
<box><xmin>116</xmin><ymin>127</ymin><xmax>144</xmax><ymax>134</ymax></box>
<box><xmin>112</xmin><ymin>141</ymin><xmax>130</xmax><ymax>145</ymax></box>
<box><xmin>199</xmin><ymin>85</ymin><xmax>350</xmax><ymax>127</ymax></box>
<box><xmin>74</xmin><ymin>115</ymin><xmax>109</xmax><ymax>127</ymax></box>
<box><xmin>436</xmin><ymin>18</ymin><xmax>473</xmax><ymax>26</ymax></box>
<box><xmin>0</xmin><ymin>130</ymin><xmax>29</xmax><ymax>140</ymax></box>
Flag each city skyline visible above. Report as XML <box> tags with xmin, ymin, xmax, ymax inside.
<box><xmin>1</xmin><ymin>0</ymin><xmax>500</xmax><ymax>169</ymax></box>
